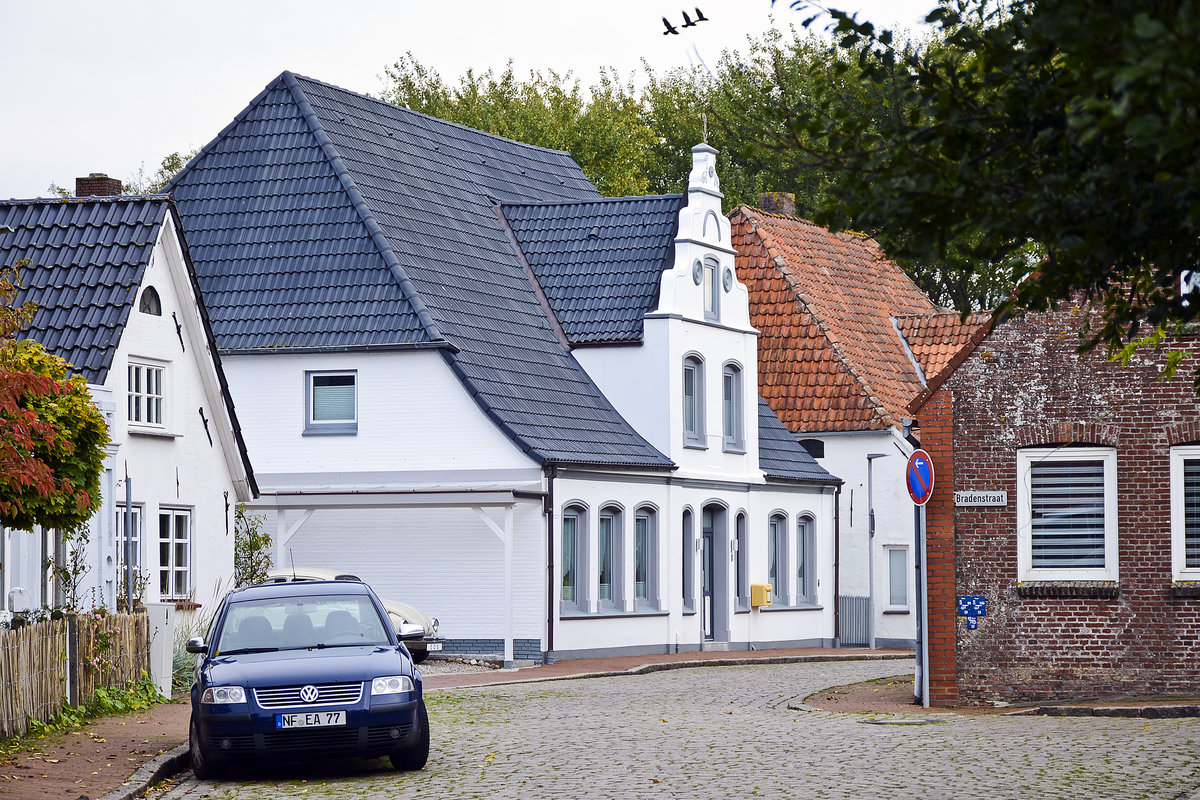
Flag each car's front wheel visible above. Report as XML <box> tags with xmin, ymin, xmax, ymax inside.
<box><xmin>190</xmin><ymin>717</ymin><xmax>228</xmax><ymax>780</ymax></box>
<box><xmin>389</xmin><ymin>699</ymin><xmax>430</xmax><ymax>771</ymax></box>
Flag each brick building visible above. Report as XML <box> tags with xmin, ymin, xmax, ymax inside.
<box><xmin>912</xmin><ymin>301</ymin><xmax>1200</xmax><ymax>706</ymax></box>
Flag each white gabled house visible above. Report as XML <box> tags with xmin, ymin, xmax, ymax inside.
<box><xmin>0</xmin><ymin>187</ymin><xmax>257</xmax><ymax>620</ymax></box>
<box><xmin>166</xmin><ymin>71</ymin><xmax>841</xmax><ymax>663</ymax></box>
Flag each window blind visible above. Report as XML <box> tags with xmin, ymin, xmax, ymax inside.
<box><xmin>1030</xmin><ymin>459</ymin><xmax>1105</xmax><ymax>569</ymax></box>
<box><xmin>1185</xmin><ymin>459</ymin><xmax>1200</xmax><ymax>568</ymax></box>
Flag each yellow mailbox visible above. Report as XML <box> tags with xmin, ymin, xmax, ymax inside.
<box><xmin>751</xmin><ymin>583</ymin><xmax>773</xmax><ymax>608</ymax></box>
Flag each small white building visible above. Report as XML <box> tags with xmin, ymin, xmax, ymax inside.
<box><xmin>0</xmin><ymin>189</ymin><xmax>257</xmax><ymax>620</ymax></box>
<box><xmin>730</xmin><ymin>201</ymin><xmax>986</xmax><ymax>649</ymax></box>
<box><xmin>166</xmin><ymin>72</ymin><xmax>841</xmax><ymax>663</ymax></box>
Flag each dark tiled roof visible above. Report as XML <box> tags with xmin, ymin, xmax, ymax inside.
<box><xmin>895</xmin><ymin>311</ymin><xmax>992</xmax><ymax>384</ymax></box>
<box><xmin>167</xmin><ymin>72</ymin><xmax>671</xmax><ymax>469</ymax></box>
<box><xmin>731</xmin><ymin>207</ymin><xmax>940</xmax><ymax>433</ymax></box>
<box><xmin>756</xmin><ymin>397</ymin><xmax>840</xmax><ymax>484</ymax></box>
<box><xmin>0</xmin><ymin>197</ymin><xmax>166</xmax><ymax>383</ymax></box>
<box><xmin>500</xmin><ymin>196</ymin><xmax>684</xmax><ymax>344</ymax></box>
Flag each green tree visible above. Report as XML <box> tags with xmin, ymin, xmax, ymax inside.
<box><xmin>233</xmin><ymin>505</ymin><xmax>273</xmax><ymax>587</ymax></box>
<box><xmin>0</xmin><ymin>266</ymin><xmax>109</xmax><ymax>530</ymax></box>
<box><xmin>381</xmin><ymin>56</ymin><xmax>655</xmax><ymax>196</ymax></box>
<box><xmin>777</xmin><ymin>0</ymin><xmax>1200</xmax><ymax>370</ymax></box>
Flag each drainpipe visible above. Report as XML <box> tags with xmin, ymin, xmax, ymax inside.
<box><xmin>866</xmin><ymin>453</ymin><xmax>890</xmax><ymax>650</ymax></box>
<box><xmin>544</xmin><ymin>464</ymin><xmax>558</xmax><ymax>663</ymax></box>
<box><xmin>833</xmin><ymin>483</ymin><xmax>842</xmax><ymax>648</ymax></box>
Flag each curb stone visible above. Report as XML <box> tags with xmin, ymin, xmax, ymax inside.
<box><xmin>424</xmin><ymin>652</ymin><xmax>913</xmax><ymax>692</ymax></box>
<box><xmin>97</xmin><ymin>743</ymin><xmax>189</xmax><ymax>800</ymax></box>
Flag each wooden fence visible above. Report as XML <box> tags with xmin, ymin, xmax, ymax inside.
<box><xmin>0</xmin><ymin>612</ymin><xmax>151</xmax><ymax>738</ymax></box>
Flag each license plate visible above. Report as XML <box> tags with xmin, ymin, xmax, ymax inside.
<box><xmin>426</xmin><ymin>643</ymin><xmax>443</xmax><ymax>651</ymax></box>
<box><xmin>276</xmin><ymin>711</ymin><xmax>346</xmax><ymax>729</ymax></box>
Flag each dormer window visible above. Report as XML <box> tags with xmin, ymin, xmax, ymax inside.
<box><xmin>139</xmin><ymin>286</ymin><xmax>162</xmax><ymax>315</ymax></box>
<box><xmin>702</xmin><ymin>256</ymin><xmax>719</xmax><ymax>321</ymax></box>
<box><xmin>683</xmin><ymin>355</ymin><xmax>706</xmax><ymax>448</ymax></box>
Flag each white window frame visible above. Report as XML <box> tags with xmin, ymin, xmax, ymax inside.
<box><xmin>1017</xmin><ymin>447</ymin><xmax>1118</xmax><ymax>582</ymax></box>
<box><xmin>683</xmin><ymin>355</ymin><xmax>706</xmax><ymax>448</ymax></box>
<box><xmin>560</xmin><ymin>506</ymin><xmax>584</xmax><ymax>611</ymax></box>
<box><xmin>682</xmin><ymin>509</ymin><xmax>695</xmax><ymax>612</ymax></box>
<box><xmin>116</xmin><ymin>504</ymin><xmax>142</xmax><ymax>571</ymax></box>
<box><xmin>768</xmin><ymin>514</ymin><xmax>787</xmax><ymax>604</ymax></box>
<box><xmin>885</xmin><ymin>545</ymin><xmax>910</xmax><ymax>611</ymax></box>
<box><xmin>598</xmin><ymin>507</ymin><xmax>624</xmax><ymax>609</ymax></box>
<box><xmin>722</xmin><ymin>363</ymin><xmax>745</xmax><ymax>453</ymax></box>
<box><xmin>735</xmin><ymin>513</ymin><xmax>749</xmax><ymax>610</ymax></box>
<box><xmin>702</xmin><ymin>255</ymin><xmax>719</xmax><ymax>321</ymax></box>
<box><xmin>158</xmin><ymin>508</ymin><xmax>193</xmax><ymax>600</ymax></box>
<box><xmin>127</xmin><ymin>360</ymin><xmax>166</xmax><ymax>427</ymax></box>
<box><xmin>305</xmin><ymin>370</ymin><xmax>358</xmax><ymax>435</ymax></box>
<box><xmin>634</xmin><ymin>508</ymin><xmax>658</xmax><ymax>610</ymax></box>
<box><xmin>1170</xmin><ymin>445</ymin><xmax>1200</xmax><ymax>580</ymax></box>
<box><xmin>796</xmin><ymin>516</ymin><xmax>815</xmax><ymax>604</ymax></box>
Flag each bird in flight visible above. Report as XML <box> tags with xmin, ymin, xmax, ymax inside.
<box><xmin>694</xmin><ymin>7</ymin><xmax>709</xmax><ymax>21</ymax></box>
<box><xmin>663</xmin><ymin>16</ymin><xmax>679</xmax><ymax>34</ymax></box>
<box><xmin>682</xmin><ymin>9</ymin><xmax>697</xmax><ymax>26</ymax></box>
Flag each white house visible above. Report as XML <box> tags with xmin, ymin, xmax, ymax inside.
<box><xmin>0</xmin><ymin>189</ymin><xmax>257</xmax><ymax>620</ymax></box>
<box><xmin>730</xmin><ymin>201</ymin><xmax>986</xmax><ymax>648</ymax></box>
<box><xmin>166</xmin><ymin>72</ymin><xmax>841</xmax><ymax>664</ymax></box>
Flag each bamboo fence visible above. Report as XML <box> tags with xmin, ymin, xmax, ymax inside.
<box><xmin>0</xmin><ymin>612</ymin><xmax>151</xmax><ymax>738</ymax></box>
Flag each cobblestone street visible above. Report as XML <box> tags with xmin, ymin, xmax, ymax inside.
<box><xmin>153</xmin><ymin>658</ymin><xmax>1200</xmax><ymax>800</ymax></box>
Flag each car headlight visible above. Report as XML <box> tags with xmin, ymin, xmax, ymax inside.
<box><xmin>371</xmin><ymin>675</ymin><xmax>415</xmax><ymax>695</ymax></box>
<box><xmin>429</xmin><ymin>618</ymin><xmax>439</xmax><ymax>636</ymax></box>
<box><xmin>201</xmin><ymin>686</ymin><xmax>247</xmax><ymax>704</ymax></box>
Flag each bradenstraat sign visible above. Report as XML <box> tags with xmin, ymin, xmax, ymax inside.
<box><xmin>954</xmin><ymin>490</ymin><xmax>1007</xmax><ymax>507</ymax></box>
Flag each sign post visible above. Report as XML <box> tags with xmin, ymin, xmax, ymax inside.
<box><xmin>906</xmin><ymin>448</ymin><xmax>934</xmax><ymax>708</ymax></box>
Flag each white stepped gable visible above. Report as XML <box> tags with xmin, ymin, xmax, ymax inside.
<box><xmin>656</xmin><ymin>144</ymin><xmax>752</xmax><ymax>331</ymax></box>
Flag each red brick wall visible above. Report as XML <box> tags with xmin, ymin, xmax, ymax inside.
<box><xmin>932</xmin><ymin>304</ymin><xmax>1200</xmax><ymax>704</ymax></box>
<box><xmin>918</xmin><ymin>389</ymin><xmax>958</xmax><ymax>706</ymax></box>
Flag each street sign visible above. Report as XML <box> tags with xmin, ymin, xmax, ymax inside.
<box><xmin>906</xmin><ymin>449</ymin><xmax>935</xmax><ymax>505</ymax></box>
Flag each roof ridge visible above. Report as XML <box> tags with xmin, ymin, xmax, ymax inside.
<box><xmin>1</xmin><ymin>195</ymin><xmax>171</xmax><ymax>206</ymax></box>
<box><xmin>501</xmin><ymin>194</ymin><xmax>686</xmax><ymax>208</ymax></box>
<box><xmin>736</xmin><ymin>208</ymin><xmax>894</xmax><ymax>428</ymax></box>
<box><xmin>281</xmin><ymin>72</ymin><xmax>446</xmax><ymax>346</ymax></box>
<box><xmin>286</xmin><ymin>71</ymin><xmax>581</xmax><ymax>160</ymax></box>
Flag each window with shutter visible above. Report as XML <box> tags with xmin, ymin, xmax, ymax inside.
<box><xmin>1169</xmin><ymin>447</ymin><xmax>1200</xmax><ymax>580</ymax></box>
<box><xmin>305</xmin><ymin>371</ymin><xmax>357</xmax><ymax>434</ymax></box>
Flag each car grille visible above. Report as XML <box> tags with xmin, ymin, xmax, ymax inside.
<box><xmin>253</xmin><ymin>682</ymin><xmax>363</xmax><ymax>709</ymax></box>
<box><xmin>262</xmin><ymin>728</ymin><xmax>360</xmax><ymax>751</ymax></box>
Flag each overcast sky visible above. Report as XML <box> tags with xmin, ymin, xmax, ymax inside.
<box><xmin>0</xmin><ymin>0</ymin><xmax>936</xmax><ymax>199</ymax></box>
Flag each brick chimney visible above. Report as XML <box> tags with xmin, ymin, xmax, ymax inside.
<box><xmin>75</xmin><ymin>173</ymin><xmax>123</xmax><ymax>197</ymax></box>
<box><xmin>758</xmin><ymin>191</ymin><xmax>796</xmax><ymax>217</ymax></box>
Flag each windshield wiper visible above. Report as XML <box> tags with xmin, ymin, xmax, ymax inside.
<box><xmin>218</xmin><ymin>646</ymin><xmax>280</xmax><ymax>655</ymax></box>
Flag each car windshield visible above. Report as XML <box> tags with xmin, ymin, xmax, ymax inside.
<box><xmin>215</xmin><ymin>594</ymin><xmax>391</xmax><ymax>654</ymax></box>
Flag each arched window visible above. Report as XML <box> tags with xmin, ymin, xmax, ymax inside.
<box><xmin>683</xmin><ymin>355</ymin><xmax>706</xmax><ymax>448</ymax></box>
<box><xmin>598</xmin><ymin>505</ymin><xmax>623</xmax><ymax>608</ymax></box>
<box><xmin>561</xmin><ymin>505</ymin><xmax>586</xmax><ymax>611</ymax></box>
<box><xmin>139</xmin><ymin>286</ymin><xmax>162</xmax><ymax>315</ymax></box>
<box><xmin>768</xmin><ymin>513</ymin><xmax>787</xmax><ymax>603</ymax></box>
<box><xmin>722</xmin><ymin>363</ymin><xmax>744</xmax><ymax>452</ymax></box>
<box><xmin>634</xmin><ymin>506</ymin><xmax>659</xmax><ymax>610</ymax></box>
<box><xmin>736</xmin><ymin>512</ymin><xmax>749</xmax><ymax>609</ymax></box>
<box><xmin>796</xmin><ymin>515</ymin><xmax>814</xmax><ymax>604</ymax></box>
<box><xmin>682</xmin><ymin>509</ymin><xmax>695</xmax><ymax>610</ymax></box>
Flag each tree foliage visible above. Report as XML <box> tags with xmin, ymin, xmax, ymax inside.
<box><xmin>381</xmin><ymin>56</ymin><xmax>656</xmax><ymax>197</ymax></box>
<box><xmin>0</xmin><ymin>266</ymin><xmax>109</xmax><ymax>530</ymax></box>
<box><xmin>777</xmin><ymin>0</ymin><xmax>1200</xmax><ymax>370</ymax></box>
<box><xmin>233</xmin><ymin>505</ymin><xmax>273</xmax><ymax>588</ymax></box>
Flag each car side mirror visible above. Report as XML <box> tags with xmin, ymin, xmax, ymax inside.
<box><xmin>185</xmin><ymin>636</ymin><xmax>208</xmax><ymax>654</ymax></box>
<box><xmin>396</xmin><ymin>622</ymin><xmax>425</xmax><ymax>641</ymax></box>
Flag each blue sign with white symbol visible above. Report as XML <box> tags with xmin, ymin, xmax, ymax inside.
<box><xmin>906</xmin><ymin>449</ymin><xmax>935</xmax><ymax>505</ymax></box>
<box><xmin>957</xmin><ymin>596</ymin><xmax>987</xmax><ymax>616</ymax></box>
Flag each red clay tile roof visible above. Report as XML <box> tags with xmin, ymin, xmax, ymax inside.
<box><xmin>895</xmin><ymin>312</ymin><xmax>992</xmax><ymax>385</ymax></box>
<box><xmin>732</xmin><ymin>206</ymin><xmax>955</xmax><ymax>433</ymax></box>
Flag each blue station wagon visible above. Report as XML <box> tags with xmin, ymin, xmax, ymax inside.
<box><xmin>186</xmin><ymin>580</ymin><xmax>429</xmax><ymax>778</ymax></box>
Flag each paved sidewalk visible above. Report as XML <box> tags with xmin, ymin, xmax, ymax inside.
<box><xmin>2</xmin><ymin>648</ymin><xmax>910</xmax><ymax>800</ymax></box>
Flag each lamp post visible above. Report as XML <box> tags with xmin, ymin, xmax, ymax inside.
<box><xmin>866</xmin><ymin>453</ymin><xmax>889</xmax><ymax>650</ymax></box>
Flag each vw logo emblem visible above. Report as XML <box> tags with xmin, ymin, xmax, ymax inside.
<box><xmin>299</xmin><ymin>685</ymin><xmax>319</xmax><ymax>704</ymax></box>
